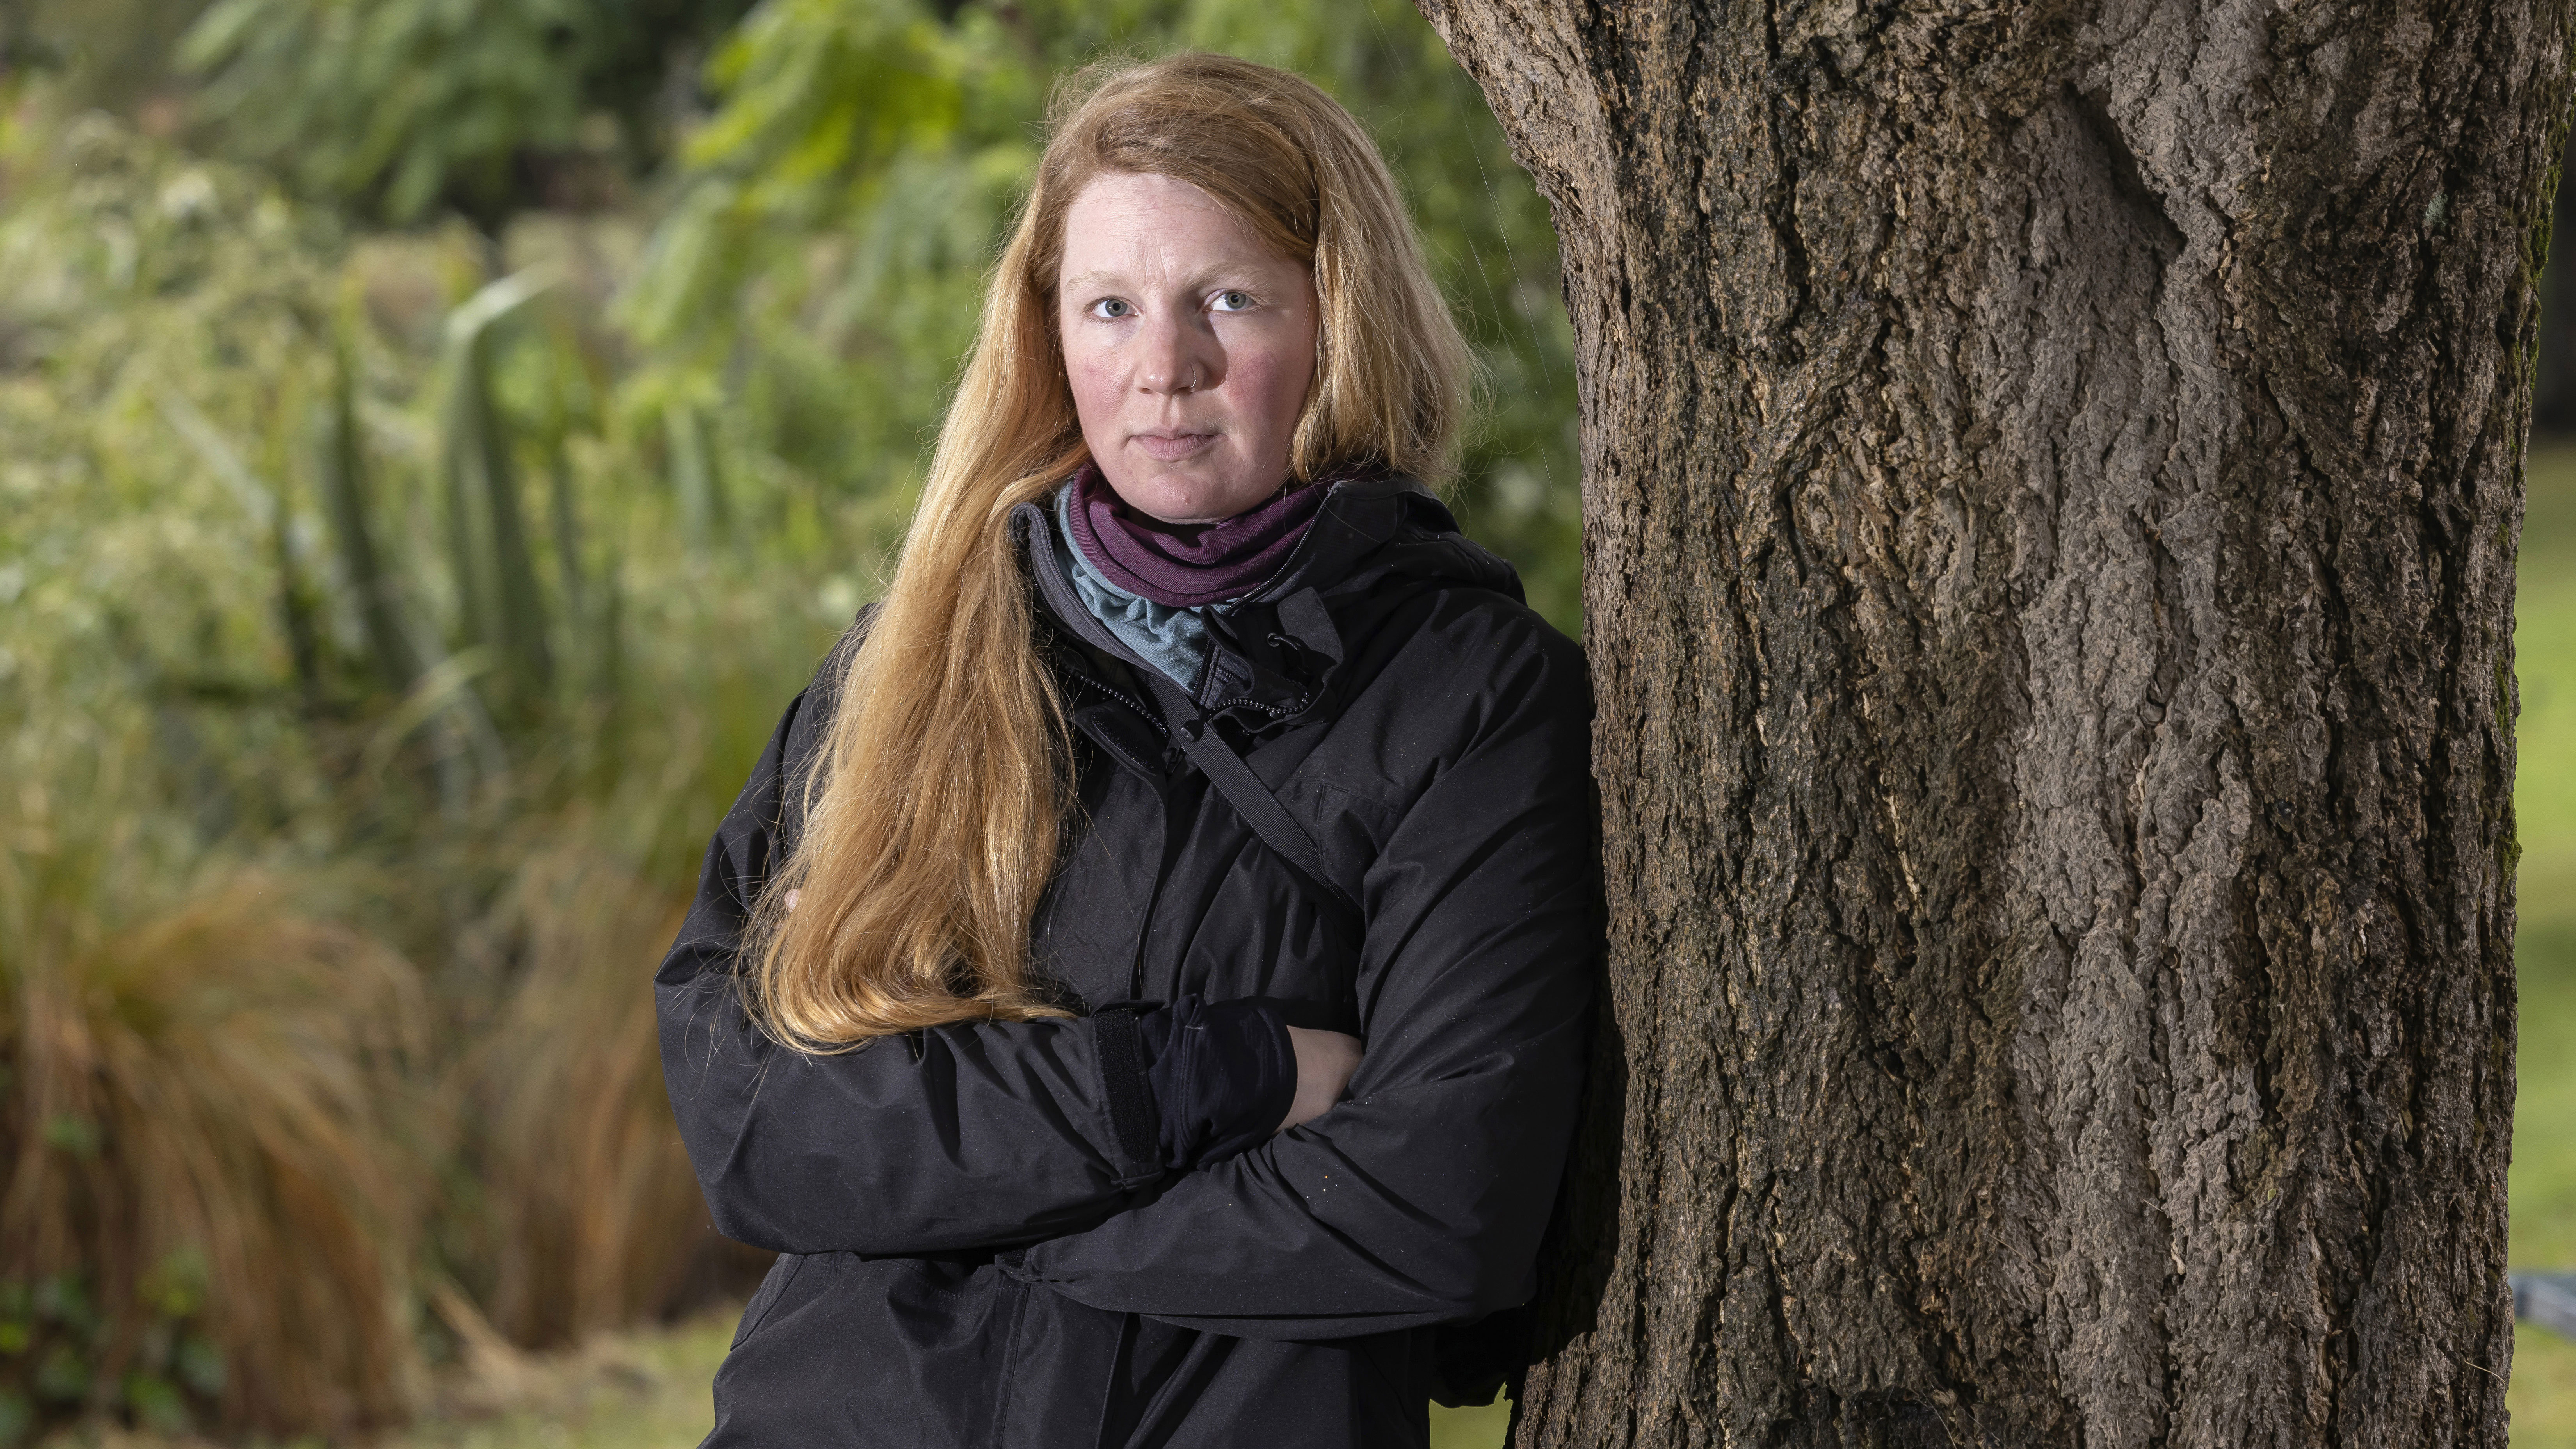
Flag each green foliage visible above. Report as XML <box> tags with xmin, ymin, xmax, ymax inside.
<box><xmin>439</xmin><ymin>269</ymin><xmax>561</xmax><ymax>719</ymax></box>
<box><xmin>174</xmin><ymin>0</ymin><xmax>757</xmax><ymax>226</ymax></box>
<box><xmin>180</xmin><ymin>0</ymin><xmax>596</xmax><ymax>224</ymax></box>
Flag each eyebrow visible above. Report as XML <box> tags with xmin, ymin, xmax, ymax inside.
<box><xmin>1058</xmin><ymin>265</ymin><xmax>1272</xmax><ymax>294</ymax></box>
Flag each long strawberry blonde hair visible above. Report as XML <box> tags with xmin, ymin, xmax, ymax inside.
<box><xmin>743</xmin><ymin>52</ymin><xmax>1471</xmax><ymax>1051</ymax></box>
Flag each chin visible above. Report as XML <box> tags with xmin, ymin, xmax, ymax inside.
<box><xmin>1113</xmin><ymin>461</ymin><xmax>1265</xmax><ymax>525</ymax></box>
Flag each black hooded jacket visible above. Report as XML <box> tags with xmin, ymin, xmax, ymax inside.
<box><xmin>656</xmin><ymin>474</ymin><xmax>1598</xmax><ymax>1448</ymax></box>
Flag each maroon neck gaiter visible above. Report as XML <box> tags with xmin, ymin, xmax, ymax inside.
<box><xmin>1066</xmin><ymin>461</ymin><xmax>1331</xmax><ymax>608</ymax></box>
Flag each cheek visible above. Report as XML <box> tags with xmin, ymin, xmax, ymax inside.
<box><xmin>1062</xmin><ymin>334</ymin><xmax>1121</xmax><ymax>422</ymax></box>
<box><xmin>1228</xmin><ymin>340</ymin><xmax>1315</xmax><ymax>441</ymax></box>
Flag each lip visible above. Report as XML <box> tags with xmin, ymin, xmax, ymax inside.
<box><xmin>1131</xmin><ymin>430</ymin><xmax>1218</xmax><ymax>462</ymax></box>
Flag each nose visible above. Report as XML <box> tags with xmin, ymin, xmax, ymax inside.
<box><xmin>1137</xmin><ymin>308</ymin><xmax>1222</xmax><ymax>397</ymax></box>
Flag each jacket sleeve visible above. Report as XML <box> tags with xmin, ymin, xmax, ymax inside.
<box><xmin>1004</xmin><ymin>621</ymin><xmax>1600</xmax><ymax>1340</ymax></box>
<box><xmin>655</xmin><ymin>634</ymin><xmax>1169</xmax><ymax>1256</ymax></box>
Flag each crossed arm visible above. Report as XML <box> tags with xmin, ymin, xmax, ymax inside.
<box><xmin>655</xmin><ymin>629</ymin><xmax>1596</xmax><ymax>1337</ymax></box>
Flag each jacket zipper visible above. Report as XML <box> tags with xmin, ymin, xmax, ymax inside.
<box><xmin>1055</xmin><ymin>665</ymin><xmax>1178</xmax><ymax>999</ymax></box>
<box><xmin>1206</xmin><ymin>693</ymin><xmax>1304</xmax><ymax>723</ymax></box>
<box><xmin>1062</xmin><ymin>666</ymin><xmax>1168</xmax><ymax>742</ymax></box>
<box><xmin>1125</xmin><ymin>793</ymin><xmax>1182</xmax><ymax>1001</ymax></box>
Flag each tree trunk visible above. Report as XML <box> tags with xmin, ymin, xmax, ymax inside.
<box><xmin>1414</xmin><ymin>2</ymin><xmax>2567</xmax><ymax>1444</ymax></box>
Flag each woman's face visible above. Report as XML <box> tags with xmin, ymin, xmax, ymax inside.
<box><xmin>1057</xmin><ymin>170</ymin><xmax>1319</xmax><ymax>525</ymax></box>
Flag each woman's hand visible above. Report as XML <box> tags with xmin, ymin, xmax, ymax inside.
<box><xmin>1280</xmin><ymin>1027</ymin><xmax>1363</xmax><ymax>1131</ymax></box>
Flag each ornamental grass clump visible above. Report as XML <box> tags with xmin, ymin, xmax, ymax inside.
<box><xmin>459</xmin><ymin>833</ymin><xmax>754</xmax><ymax>1349</ymax></box>
<box><xmin>0</xmin><ymin>771</ymin><xmax>433</xmax><ymax>1440</ymax></box>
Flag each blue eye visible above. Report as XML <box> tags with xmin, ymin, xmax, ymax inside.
<box><xmin>1212</xmin><ymin>290</ymin><xmax>1252</xmax><ymax>312</ymax></box>
<box><xmin>1091</xmin><ymin>298</ymin><xmax>1133</xmax><ymax>319</ymax></box>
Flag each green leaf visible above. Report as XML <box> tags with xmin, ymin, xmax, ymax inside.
<box><xmin>138</xmin><ymin>1248</ymin><xmax>212</xmax><ymax>1321</ymax></box>
<box><xmin>122</xmin><ymin>1371</ymin><xmax>192</xmax><ymax>1436</ymax></box>
<box><xmin>176</xmin><ymin>1333</ymin><xmax>228</xmax><ymax>1397</ymax></box>
<box><xmin>30</xmin><ymin>1344</ymin><xmax>87</xmax><ymax>1404</ymax></box>
<box><xmin>39</xmin><ymin>1115</ymin><xmax>99</xmax><ymax>1159</ymax></box>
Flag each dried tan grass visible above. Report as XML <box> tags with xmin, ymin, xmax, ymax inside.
<box><xmin>458</xmin><ymin>837</ymin><xmax>749</xmax><ymax>1349</ymax></box>
<box><xmin>1</xmin><ymin>815</ymin><xmax>432</xmax><ymax>1438</ymax></box>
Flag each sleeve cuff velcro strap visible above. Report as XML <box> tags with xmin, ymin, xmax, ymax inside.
<box><xmin>1089</xmin><ymin>1006</ymin><xmax>1164</xmax><ymax>1181</ymax></box>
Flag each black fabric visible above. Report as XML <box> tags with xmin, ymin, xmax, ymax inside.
<box><xmin>656</xmin><ymin>473</ymin><xmax>1599</xmax><ymax>1449</ymax></box>
<box><xmin>1425</xmin><ymin>1302</ymin><xmax>1532</xmax><ymax>1408</ymax></box>
<box><xmin>1134</xmin><ymin>995</ymin><xmax>1296</xmax><ymax>1170</ymax></box>
<box><xmin>1137</xmin><ymin>669</ymin><xmax>1363</xmax><ymax>920</ymax></box>
<box><xmin>1091</xmin><ymin>1005</ymin><xmax>1163</xmax><ymax>1173</ymax></box>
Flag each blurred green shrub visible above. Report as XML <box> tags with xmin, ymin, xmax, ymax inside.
<box><xmin>181</xmin><ymin>0</ymin><xmax>595</xmax><ymax>225</ymax></box>
<box><xmin>176</xmin><ymin>0</ymin><xmax>760</xmax><ymax>227</ymax></box>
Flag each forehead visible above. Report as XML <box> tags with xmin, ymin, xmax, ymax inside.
<box><xmin>1057</xmin><ymin>171</ymin><xmax>1293</xmax><ymax>281</ymax></box>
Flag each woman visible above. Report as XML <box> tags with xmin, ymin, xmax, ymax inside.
<box><xmin>657</xmin><ymin>52</ymin><xmax>1597</xmax><ymax>1449</ymax></box>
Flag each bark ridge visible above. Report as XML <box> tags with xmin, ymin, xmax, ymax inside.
<box><xmin>1414</xmin><ymin>1</ymin><xmax>2571</xmax><ymax>1443</ymax></box>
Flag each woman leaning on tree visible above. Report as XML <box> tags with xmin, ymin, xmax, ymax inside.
<box><xmin>655</xmin><ymin>51</ymin><xmax>1599</xmax><ymax>1449</ymax></box>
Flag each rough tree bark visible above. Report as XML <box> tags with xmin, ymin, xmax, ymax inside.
<box><xmin>1414</xmin><ymin>2</ymin><xmax>2568</xmax><ymax>1444</ymax></box>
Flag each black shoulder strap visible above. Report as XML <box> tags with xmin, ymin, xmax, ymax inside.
<box><xmin>1138</xmin><ymin>673</ymin><xmax>1362</xmax><ymax>921</ymax></box>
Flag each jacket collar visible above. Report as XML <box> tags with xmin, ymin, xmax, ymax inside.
<box><xmin>1010</xmin><ymin>472</ymin><xmax>1493</xmax><ymax>736</ymax></box>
